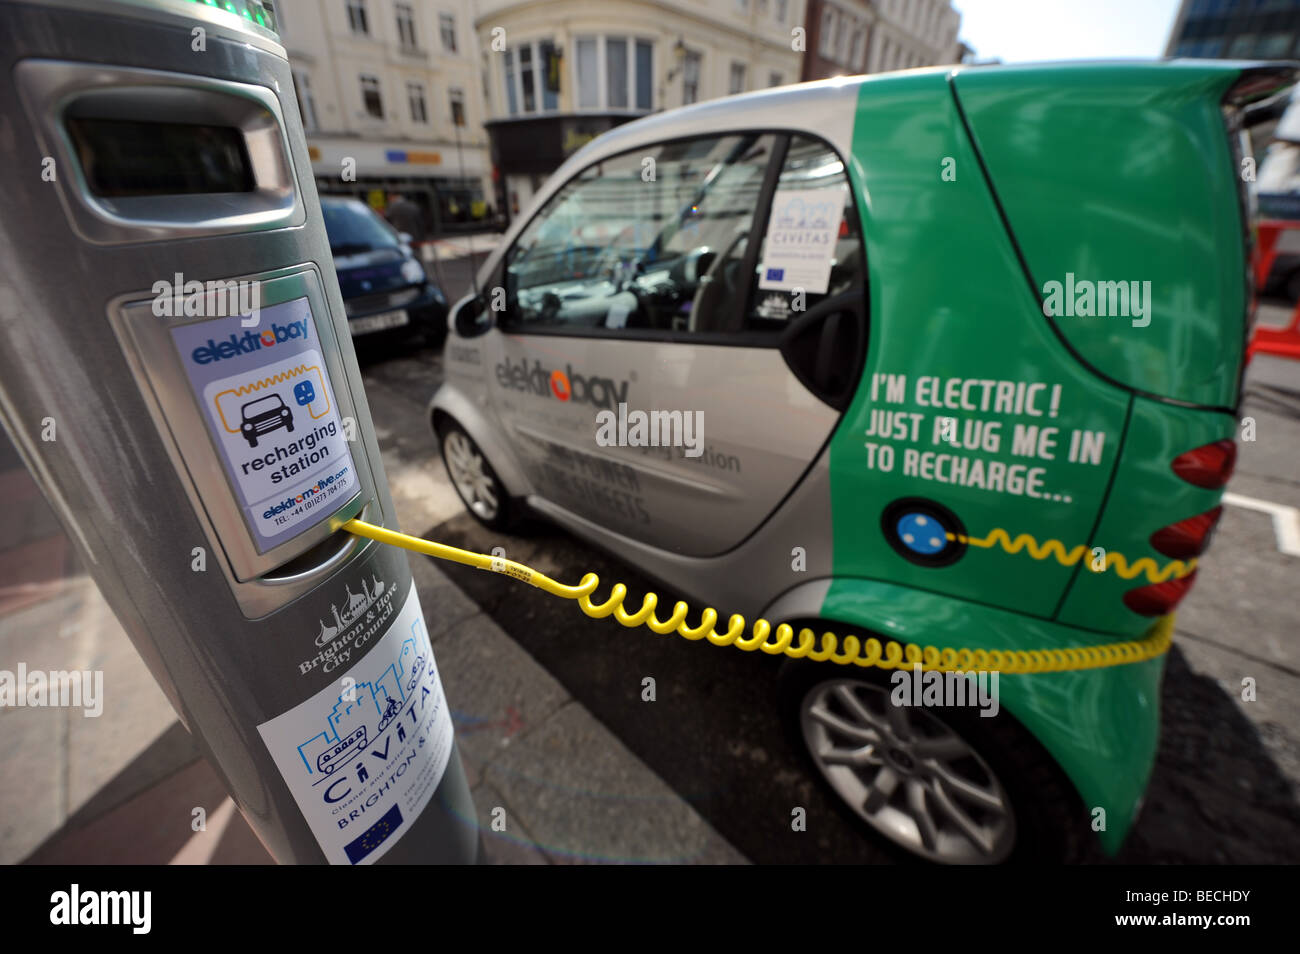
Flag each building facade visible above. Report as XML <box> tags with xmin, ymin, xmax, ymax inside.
<box><xmin>276</xmin><ymin>0</ymin><xmax>494</xmax><ymax>233</ymax></box>
<box><xmin>801</xmin><ymin>0</ymin><xmax>962</xmax><ymax>81</ymax></box>
<box><xmin>273</xmin><ymin>0</ymin><xmax>966</xmax><ymax>233</ymax></box>
<box><xmin>473</xmin><ymin>0</ymin><xmax>807</xmax><ymax>218</ymax></box>
<box><xmin>1165</xmin><ymin>0</ymin><xmax>1300</xmax><ymax>59</ymax></box>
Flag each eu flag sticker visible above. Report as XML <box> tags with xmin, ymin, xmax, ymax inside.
<box><xmin>344</xmin><ymin>804</ymin><xmax>403</xmax><ymax>864</ymax></box>
<box><xmin>765</xmin><ymin>267</ymin><xmax>784</xmax><ymax>281</ymax></box>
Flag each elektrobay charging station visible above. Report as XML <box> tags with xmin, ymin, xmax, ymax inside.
<box><xmin>0</xmin><ymin>0</ymin><xmax>477</xmax><ymax>863</ymax></box>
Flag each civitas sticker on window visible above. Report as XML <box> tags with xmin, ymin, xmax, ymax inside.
<box><xmin>759</xmin><ymin>188</ymin><xmax>845</xmax><ymax>295</ymax></box>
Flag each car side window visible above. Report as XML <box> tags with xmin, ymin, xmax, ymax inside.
<box><xmin>744</xmin><ymin>134</ymin><xmax>864</xmax><ymax>331</ymax></box>
<box><xmin>502</xmin><ymin>133</ymin><xmax>778</xmax><ymax>334</ymax></box>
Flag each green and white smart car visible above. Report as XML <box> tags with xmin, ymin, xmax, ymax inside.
<box><xmin>430</xmin><ymin>61</ymin><xmax>1291</xmax><ymax>863</ymax></box>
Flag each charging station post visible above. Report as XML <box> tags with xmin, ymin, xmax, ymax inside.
<box><xmin>0</xmin><ymin>0</ymin><xmax>478</xmax><ymax>864</ymax></box>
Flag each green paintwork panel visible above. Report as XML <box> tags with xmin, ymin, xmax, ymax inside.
<box><xmin>818</xmin><ymin>577</ymin><xmax>1165</xmax><ymax>853</ymax></box>
<box><xmin>1058</xmin><ymin>397</ymin><xmax>1234</xmax><ymax>633</ymax></box>
<box><xmin>953</xmin><ymin>63</ymin><xmax>1249</xmax><ymax>409</ymax></box>
<box><xmin>831</xmin><ymin>73</ymin><xmax>1130</xmax><ymax>619</ymax></box>
<box><xmin>817</xmin><ymin>66</ymin><xmax>1254</xmax><ymax>855</ymax></box>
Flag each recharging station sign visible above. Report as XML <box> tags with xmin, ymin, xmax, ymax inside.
<box><xmin>171</xmin><ymin>297</ymin><xmax>358</xmax><ymax>552</ymax></box>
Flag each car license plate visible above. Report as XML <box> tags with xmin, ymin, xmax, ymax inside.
<box><xmin>350</xmin><ymin>308</ymin><xmax>409</xmax><ymax>335</ymax></box>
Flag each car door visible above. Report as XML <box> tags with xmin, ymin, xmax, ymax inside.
<box><xmin>485</xmin><ymin>131</ymin><xmax>867</xmax><ymax>557</ymax></box>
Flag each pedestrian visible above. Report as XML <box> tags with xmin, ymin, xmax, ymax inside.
<box><xmin>384</xmin><ymin>192</ymin><xmax>425</xmax><ymax>243</ymax></box>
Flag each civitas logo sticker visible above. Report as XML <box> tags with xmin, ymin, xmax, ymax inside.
<box><xmin>257</xmin><ymin>590</ymin><xmax>454</xmax><ymax>865</ymax></box>
<box><xmin>298</xmin><ymin>574</ymin><xmax>397</xmax><ymax>676</ymax></box>
<box><xmin>298</xmin><ymin>644</ymin><xmax>427</xmax><ymax>782</ymax></box>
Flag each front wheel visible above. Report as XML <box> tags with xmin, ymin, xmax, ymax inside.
<box><xmin>778</xmin><ymin>650</ymin><xmax>1095</xmax><ymax>864</ymax></box>
<box><xmin>437</xmin><ymin>420</ymin><xmax>519</xmax><ymax>531</ymax></box>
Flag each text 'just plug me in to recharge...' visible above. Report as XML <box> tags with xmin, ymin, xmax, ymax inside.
<box><xmin>0</xmin><ymin>0</ymin><xmax>1297</xmax><ymax>920</ymax></box>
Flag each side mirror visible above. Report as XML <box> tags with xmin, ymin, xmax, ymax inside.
<box><xmin>452</xmin><ymin>293</ymin><xmax>493</xmax><ymax>338</ymax></box>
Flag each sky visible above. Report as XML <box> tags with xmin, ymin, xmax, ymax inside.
<box><xmin>950</xmin><ymin>0</ymin><xmax>1185</xmax><ymax>63</ymax></box>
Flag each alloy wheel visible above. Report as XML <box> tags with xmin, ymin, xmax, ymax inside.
<box><xmin>443</xmin><ymin>429</ymin><xmax>500</xmax><ymax>522</ymax></box>
<box><xmin>800</xmin><ymin>678</ymin><xmax>1016</xmax><ymax>864</ymax></box>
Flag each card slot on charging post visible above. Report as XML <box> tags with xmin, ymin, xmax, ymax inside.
<box><xmin>260</xmin><ymin>500</ymin><xmax>372</xmax><ymax>584</ymax></box>
<box><xmin>16</xmin><ymin>59</ymin><xmax>304</xmax><ymax>245</ymax></box>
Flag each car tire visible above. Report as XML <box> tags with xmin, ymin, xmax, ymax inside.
<box><xmin>436</xmin><ymin>419</ymin><xmax>520</xmax><ymax>532</ymax></box>
<box><xmin>777</xmin><ymin>640</ymin><xmax>1097</xmax><ymax>865</ymax></box>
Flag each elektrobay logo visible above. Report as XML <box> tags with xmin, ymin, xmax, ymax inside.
<box><xmin>494</xmin><ymin>357</ymin><xmax>630</xmax><ymax>409</ymax></box>
<box><xmin>190</xmin><ymin>318</ymin><xmax>310</xmax><ymax>365</ymax></box>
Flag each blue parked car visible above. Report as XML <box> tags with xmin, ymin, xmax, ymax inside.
<box><xmin>320</xmin><ymin>196</ymin><xmax>447</xmax><ymax>344</ymax></box>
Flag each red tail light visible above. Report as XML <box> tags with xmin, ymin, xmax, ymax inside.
<box><xmin>1123</xmin><ymin>571</ymin><xmax>1198</xmax><ymax>616</ymax></box>
<box><xmin>1149</xmin><ymin>506</ymin><xmax>1223</xmax><ymax>560</ymax></box>
<box><xmin>1170</xmin><ymin>439</ymin><xmax>1236</xmax><ymax>489</ymax></box>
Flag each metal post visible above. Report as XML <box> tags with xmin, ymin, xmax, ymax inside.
<box><xmin>0</xmin><ymin>0</ymin><xmax>477</xmax><ymax>864</ymax></box>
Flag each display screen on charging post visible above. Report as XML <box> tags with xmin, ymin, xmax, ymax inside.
<box><xmin>171</xmin><ymin>298</ymin><xmax>358</xmax><ymax>553</ymax></box>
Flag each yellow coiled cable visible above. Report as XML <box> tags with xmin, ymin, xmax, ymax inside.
<box><xmin>341</xmin><ymin>518</ymin><xmax>1174</xmax><ymax>674</ymax></box>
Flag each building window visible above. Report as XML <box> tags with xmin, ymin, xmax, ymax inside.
<box><xmin>607</xmin><ymin>37</ymin><xmax>629</xmax><ymax>108</ymax></box>
<box><xmin>346</xmin><ymin>0</ymin><xmax>368</xmax><ymax>35</ymax></box>
<box><xmin>520</xmin><ymin>42</ymin><xmax>536</xmax><ymax>112</ymax></box>
<box><xmin>503</xmin><ymin>39</ymin><xmax>562</xmax><ymax>116</ymax></box>
<box><xmin>729</xmin><ymin>61</ymin><xmax>746</xmax><ymax>95</ymax></box>
<box><xmin>820</xmin><ymin>5</ymin><xmax>837</xmax><ymax>58</ymax></box>
<box><xmin>577</xmin><ymin>38</ymin><xmax>599</xmax><ymax>108</ymax></box>
<box><xmin>574</xmin><ymin>36</ymin><xmax>654</xmax><ymax>111</ymax></box>
<box><xmin>360</xmin><ymin>74</ymin><xmax>383</xmax><ymax>118</ymax></box>
<box><xmin>439</xmin><ymin>12</ymin><xmax>457</xmax><ymax>53</ymax></box>
<box><xmin>683</xmin><ymin>49</ymin><xmax>701</xmax><ymax>104</ymax></box>
<box><xmin>541</xmin><ymin>39</ymin><xmax>561</xmax><ymax>110</ymax></box>
<box><xmin>407</xmin><ymin>82</ymin><xmax>427</xmax><ymax>123</ymax></box>
<box><xmin>831</xmin><ymin>12</ymin><xmax>855</xmax><ymax>63</ymax></box>
<box><xmin>395</xmin><ymin>3</ymin><xmax>416</xmax><ymax>49</ymax></box>
<box><xmin>503</xmin><ymin>49</ymin><xmax>518</xmax><ymax>114</ymax></box>
<box><xmin>1258</xmin><ymin>33</ymin><xmax>1294</xmax><ymax>58</ymax></box>
<box><xmin>1228</xmin><ymin>33</ymin><xmax>1259</xmax><ymax>57</ymax></box>
<box><xmin>769</xmin><ymin>71</ymin><xmax>783</xmax><ymax>87</ymax></box>
<box><xmin>635</xmin><ymin>40</ymin><xmax>653</xmax><ymax>110</ymax></box>
<box><xmin>775</xmin><ymin>0</ymin><xmax>788</xmax><ymax>22</ymax></box>
<box><xmin>450</xmin><ymin>87</ymin><xmax>466</xmax><ymax>126</ymax></box>
<box><xmin>294</xmin><ymin>71</ymin><xmax>318</xmax><ymax>132</ymax></box>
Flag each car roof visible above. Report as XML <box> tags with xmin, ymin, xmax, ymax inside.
<box><xmin>474</xmin><ymin>59</ymin><xmax>1269</xmax><ymax>291</ymax></box>
<box><xmin>553</xmin><ymin>59</ymin><xmax>1265</xmax><ymax>177</ymax></box>
<box><xmin>561</xmin><ymin>72</ymin><xmax>877</xmax><ymax>174</ymax></box>
<box><xmin>319</xmin><ymin>195</ymin><xmax>368</xmax><ymax>211</ymax></box>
